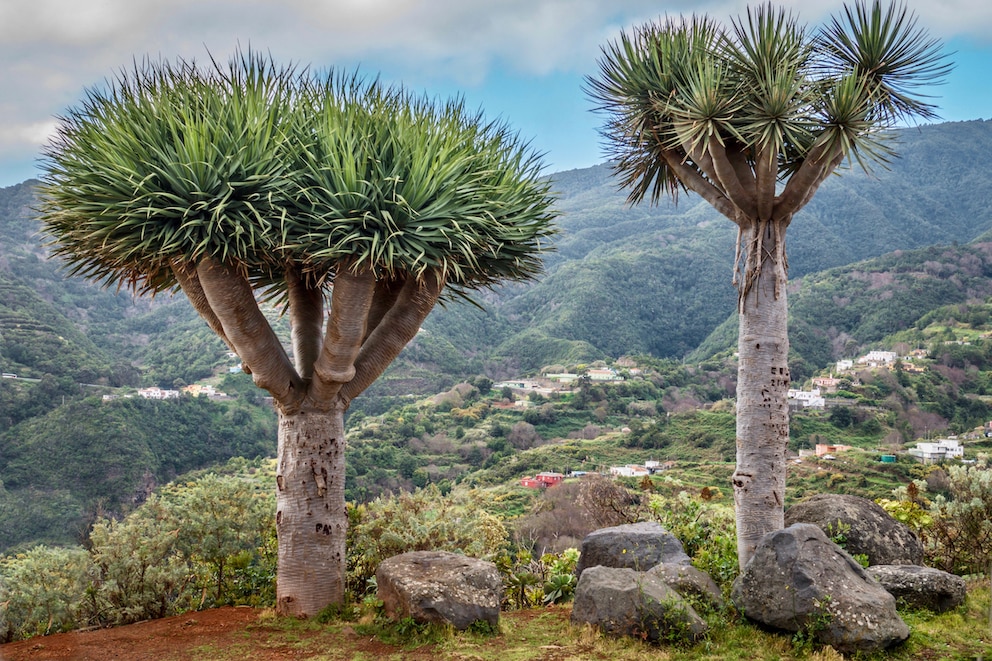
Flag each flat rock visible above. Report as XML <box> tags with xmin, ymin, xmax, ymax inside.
<box><xmin>575</xmin><ymin>522</ymin><xmax>691</xmax><ymax>577</ymax></box>
<box><xmin>376</xmin><ymin>550</ymin><xmax>501</xmax><ymax>630</ymax></box>
<box><xmin>865</xmin><ymin>565</ymin><xmax>967</xmax><ymax>612</ymax></box>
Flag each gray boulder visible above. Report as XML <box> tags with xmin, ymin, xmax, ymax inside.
<box><xmin>571</xmin><ymin>565</ymin><xmax>708</xmax><ymax>644</ymax></box>
<box><xmin>648</xmin><ymin>562</ymin><xmax>725</xmax><ymax>611</ymax></box>
<box><xmin>785</xmin><ymin>493</ymin><xmax>922</xmax><ymax>566</ymax></box>
<box><xmin>732</xmin><ymin>523</ymin><xmax>910</xmax><ymax>654</ymax></box>
<box><xmin>865</xmin><ymin>565</ymin><xmax>967</xmax><ymax>613</ymax></box>
<box><xmin>575</xmin><ymin>522</ymin><xmax>691</xmax><ymax>577</ymax></box>
<box><xmin>376</xmin><ymin>551</ymin><xmax>501</xmax><ymax>630</ymax></box>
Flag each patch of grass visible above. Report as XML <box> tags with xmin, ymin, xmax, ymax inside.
<box><xmin>354</xmin><ymin>616</ymin><xmax>453</xmax><ymax>649</ymax></box>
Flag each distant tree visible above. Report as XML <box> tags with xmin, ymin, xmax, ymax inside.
<box><xmin>588</xmin><ymin>0</ymin><xmax>950</xmax><ymax>566</ymax></box>
<box><xmin>40</xmin><ymin>52</ymin><xmax>556</xmax><ymax>615</ymax></box>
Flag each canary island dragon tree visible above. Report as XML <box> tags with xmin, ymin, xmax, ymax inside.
<box><xmin>587</xmin><ymin>0</ymin><xmax>950</xmax><ymax>567</ymax></box>
<box><xmin>40</xmin><ymin>53</ymin><xmax>557</xmax><ymax>616</ymax></box>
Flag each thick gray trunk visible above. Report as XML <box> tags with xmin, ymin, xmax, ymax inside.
<box><xmin>733</xmin><ymin>222</ymin><xmax>790</xmax><ymax>569</ymax></box>
<box><xmin>275</xmin><ymin>405</ymin><xmax>347</xmax><ymax>616</ymax></box>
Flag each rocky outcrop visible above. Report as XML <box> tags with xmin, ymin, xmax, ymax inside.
<box><xmin>571</xmin><ymin>565</ymin><xmax>707</xmax><ymax>644</ymax></box>
<box><xmin>376</xmin><ymin>551</ymin><xmax>501</xmax><ymax>630</ymax></box>
<box><xmin>575</xmin><ymin>522</ymin><xmax>690</xmax><ymax>577</ymax></box>
<box><xmin>866</xmin><ymin>565</ymin><xmax>967</xmax><ymax>613</ymax></box>
<box><xmin>732</xmin><ymin>523</ymin><xmax>910</xmax><ymax>654</ymax></box>
<box><xmin>785</xmin><ymin>493</ymin><xmax>923</xmax><ymax>566</ymax></box>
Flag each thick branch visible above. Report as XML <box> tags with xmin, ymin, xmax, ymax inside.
<box><xmin>196</xmin><ymin>258</ymin><xmax>304</xmax><ymax>408</ymax></box>
<box><xmin>308</xmin><ymin>267</ymin><xmax>377</xmax><ymax>405</ymax></box>
<box><xmin>792</xmin><ymin>152</ymin><xmax>845</xmax><ymax>215</ymax></box>
<box><xmin>660</xmin><ymin>150</ymin><xmax>740</xmax><ymax>224</ymax></box>
<box><xmin>339</xmin><ymin>270</ymin><xmax>444</xmax><ymax>404</ymax></box>
<box><xmin>286</xmin><ymin>267</ymin><xmax>324</xmax><ymax>380</ymax></box>
<box><xmin>171</xmin><ymin>259</ymin><xmax>237</xmax><ymax>358</ymax></box>
<box><xmin>727</xmin><ymin>144</ymin><xmax>757</xmax><ymax>196</ymax></box>
<box><xmin>774</xmin><ymin>141</ymin><xmax>844</xmax><ymax>218</ymax></box>
<box><xmin>755</xmin><ymin>143</ymin><xmax>777</xmax><ymax>221</ymax></box>
<box><xmin>363</xmin><ymin>275</ymin><xmax>408</xmax><ymax>343</ymax></box>
<box><xmin>705</xmin><ymin>139</ymin><xmax>757</xmax><ymax>218</ymax></box>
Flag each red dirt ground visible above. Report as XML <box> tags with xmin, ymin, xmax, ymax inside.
<box><xmin>0</xmin><ymin>606</ymin><xmax>570</xmax><ymax>661</ymax></box>
<box><xmin>0</xmin><ymin>607</ymin><xmax>403</xmax><ymax>661</ymax></box>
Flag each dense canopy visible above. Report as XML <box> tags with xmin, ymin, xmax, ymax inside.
<box><xmin>41</xmin><ymin>53</ymin><xmax>556</xmax><ymax>296</ymax></box>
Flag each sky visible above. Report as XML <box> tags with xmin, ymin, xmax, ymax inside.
<box><xmin>2</xmin><ymin>0</ymin><xmax>991</xmax><ymax>188</ymax></box>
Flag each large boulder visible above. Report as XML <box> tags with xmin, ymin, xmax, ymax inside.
<box><xmin>785</xmin><ymin>493</ymin><xmax>922</xmax><ymax>566</ymax></box>
<box><xmin>571</xmin><ymin>565</ymin><xmax>708</xmax><ymax>644</ymax></box>
<box><xmin>732</xmin><ymin>523</ymin><xmax>910</xmax><ymax>654</ymax></box>
<box><xmin>376</xmin><ymin>551</ymin><xmax>501</xmax><ymax>630</ymax></box>
<box><xmin>648</xmin><ymin>562</ymin><xmax>725</xmax><ymax>611</ymax></box>
<box><xmin>865</xmin><ymin>565</ymin><xmax>967</xmax><ymax>613</ymax></box>
<box><xmin>575</xmin><ymin>522</ymin><xmax>691</xmax><ymax>577</ymax></box>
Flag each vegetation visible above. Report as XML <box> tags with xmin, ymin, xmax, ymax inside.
<box><xmin>1</xmin><ymin>468</ymin><xmax>273</xmax><ymax>641</ymax></box>
<box><xmin>0</xmin><ymin>395</ymin><xmax>275</xmax><ymax>553</ymax></box>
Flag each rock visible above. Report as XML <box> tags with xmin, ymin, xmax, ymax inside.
<box><xmin>376</xmin><ymin>551</ymin><xmax>501</xmax><ymax>630</ymax></box>
<box><xmin>648</xmin><ymin>562</ymin><xmax>725</xmax><ymax>611</ymax></box>
<box><xmin>732</xmin><ymin>523</ymin><xmax>910</xmax><ymax>654</ymax></box>
<box><xmin>865</xmin><ymin>565</ymin><xmax>967</xmax><ymax>613</ymax></box>
<box><xmin>785</xmin><ymin>493</ymin><xmax>922</xmax><ymax>566</ymax></box>
<box><xmin>571</xmin><ymin>566</ymin><xmax>708</xmax><ymax>644</ymax></box>
<box><xmin>575</xmin><ymin>522</ymin><xmax>691</xmax><ymax>577</ymax></box>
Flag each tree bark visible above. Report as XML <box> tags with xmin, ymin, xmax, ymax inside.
<box><xmin>732</xmin><ymin>220</ymin><xmax>790</xmax><ymax>569</ymax></box>
<box><xmin>275</xmin><ymin>403</ymin><xmax>347</xmax><ymax>616</ymax></box>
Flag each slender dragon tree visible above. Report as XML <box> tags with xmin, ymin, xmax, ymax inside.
<box><xmin>40</xmin><ymin>53</ymin><xmax>556</xmax><ymax>615</ymax></box>
<box><xmin>587</xmin><ymin>0</ymin><xmax>950</xmax><ymax>567</ymax></box>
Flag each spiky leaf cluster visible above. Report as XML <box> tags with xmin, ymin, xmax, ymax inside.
<box><xmin>40</xmin><ymin>52</ymin><xmax>556</xmax><ymax>295</ymax></box>
<box><xmin>586</xmin><ymin>0</ymin><xmax>952</xmax><ymax>206</ymax></box>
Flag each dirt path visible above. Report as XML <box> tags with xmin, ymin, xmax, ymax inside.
<box><xmin>0</xmin><ymin>606</ymin><xmax>574</xmax><ymax>661</ymax></box>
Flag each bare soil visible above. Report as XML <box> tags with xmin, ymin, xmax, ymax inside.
<box><xmin>0</xmin><ymin>606</ymin><xmax>575</xmax><ymax>661</ymax></box>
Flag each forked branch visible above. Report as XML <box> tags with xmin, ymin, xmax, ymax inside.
<box><xmin>340</xmin><ymin>270</ymin><xmax>445</xmax><ymax>404</ymax></box>
<box><xmin>196</xmin><ymin>257</ymin><xmax>304</xmax><ymax>409</ymax></box>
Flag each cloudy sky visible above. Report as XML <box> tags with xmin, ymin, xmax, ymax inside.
<box><xmin>2</xmin><ymin>0</ymin><xmax>990</xmax><ymax>187</ymax></box>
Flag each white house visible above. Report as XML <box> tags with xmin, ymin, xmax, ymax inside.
<box><xmin>909</xmin><ymin>438</ymin><xmax>964</xmax><ymax>463</ymax></box>
<box><xmin>836</xmin><ymin>359</ymin><xmax>854</xmax><ymax>372</ymax></box>
<box><xmin>609</xmin><ymin>465</ymin><xmax>650</xmax><ymax>477</ymax></box>
<box><xmin>787</xmin><ymin>387</ymin><xmax>825</xmax><ymax>409</ymax></box>
<box><xmin>858</xmin><ymin>350</ymin><xmax>898</xmax><ymax>367</ymax></box>
<box><xmin>137</xmin><ymin>387</ymin><xmax>180</xmax><ymax>400</ymax></box>
<box><xmin>587</xmin><ymin>368</ymin><xmax>624</xmax><ymax>382</ymax></box>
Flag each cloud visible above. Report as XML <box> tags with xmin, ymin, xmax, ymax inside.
<box><xmin>1</xmin><ymin>0</ymin><xmax>989</xmax><ymax>185</ymax></box>
<box><xmin>0</xmin><ymin>120</ymin><xmax>58</xmax><ymax>147</ymax></box>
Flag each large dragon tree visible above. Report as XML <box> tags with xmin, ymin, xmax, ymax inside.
<box><xmin>40</xmin><ymin>53</ymin><xmax>556</xmax><ymax>616</ymax></box>
<box><xmin>587</xmin><ymin>0</ymin><xmax>950</xmax><ymax>567</ymax></box>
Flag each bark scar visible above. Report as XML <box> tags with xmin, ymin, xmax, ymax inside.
<box><xmin>314</xmin><ymin>468</ymin><xmax>327</xmax><ymax>497</ymax></box>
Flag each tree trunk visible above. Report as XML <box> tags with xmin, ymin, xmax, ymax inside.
<box><xmin>732</xmin><ymin>221</ymin><xmax>790</xmax><ymax>569</ymax></box>
<box><xmin>275</xmin><ymin>404</ymin><xmax>347</xmax><ymax>616</ymax></box>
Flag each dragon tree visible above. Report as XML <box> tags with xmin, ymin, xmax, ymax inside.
<box><xmin>40</xmin><ymin>53</ymin><xmax>556</xmax><ymax>615</ymax></box>
<box><xmin>587</xmin><ymin>0</ymin><xmax>950</xmax><ymax>566</ymax></box>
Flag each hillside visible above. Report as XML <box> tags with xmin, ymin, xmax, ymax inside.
<box><xmin>431</xmin><ymin>119</ymin><xmax>992</xmax><ymax>372</ymax></box>
<box><xmin>0</xmin><ymin>391</ymin><xmax>275</xmax><ymax>552</ymax></box>
<box><xmin>2</xmin><ymin>119</ymin><xmax>992</xmax><ymax>554</ymax></box>
<box><xmin>4</xmin><ymin>120</ymin><xmax>992</xmax><ymax>385</ymax></box>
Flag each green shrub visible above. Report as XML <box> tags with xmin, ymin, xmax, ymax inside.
<box><xmin>0</xmin><ymin>545</ymin><xmax>95</xmax><ymax>642</ymax></box>
<box><xmin>346</xmin><ymin>484</ymin><xmax>509</xmax><ymax>599</ymax></box>
<box><xmin>897</xmin><ymin>454</ymin><xmax>992</xmax><ymax>575</ymax></box>
<box><xmin>87</xmin><ymin>496</ymin><xmax>195</xmax><ymax>625</ymax></box>
<box><xmin>646</xmin><ymin>491</ymin><xmax>739</xmax><ymax>593</ymax></box>
<box><xmin>158</xmin><ymin>473</ymin><xmax>274</xmax><ymax>605</ymax></box>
